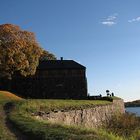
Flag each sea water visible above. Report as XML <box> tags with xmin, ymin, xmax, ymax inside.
<box><xmin>125</xmin><ymin>107</ymin><xmax>140</xmax><ymax>116</ymax></box>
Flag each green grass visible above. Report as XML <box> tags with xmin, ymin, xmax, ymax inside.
<box><xmin>0</xmin><ymin>104</ymin><xmax>16</xmax><ymax>140</ymax></box>
<box><xmin>8</xmin><ymin>99</ymin><xmax>126</xmax><ymax>140</ymax></box>
<box><xmin>0</xmin><ymin>91</ymin><xmax>139</xmax><ymax>140</ymax></box>
<box><xmin>9</xmin><ymin>108</ymin><xmax>124</xmax><ymax>140</ymax></box>
<box><xmin>9</xmin><ymin>99</ymin><xmax>140</xmax><ymax>140</ymax></box>
<box><xmin>0</xmin><ymin>91</ymin><xmax>22</xmax><ymax>140</ymax></box>
<box><xmin>17</xmin><ymin>99</ymin><xmax>112</xmax><ymax>114</ymax></box>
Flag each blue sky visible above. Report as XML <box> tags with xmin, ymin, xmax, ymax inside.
<box><xmin>0</xmin><ymin>0</ymin><xmax>140</xmax><ymax>101</ymax></box>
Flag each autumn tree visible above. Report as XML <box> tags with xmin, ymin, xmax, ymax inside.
<box><xmin>39</xmin><ymin>50</ymin><xmax>57</xmax><ymax>60</ymax></box>
<box><xmin>0</xmin><ymin>24</ymin><xmax>42</xmax><ymax>79</ymax></box>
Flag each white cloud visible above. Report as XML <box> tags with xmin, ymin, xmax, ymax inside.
<box><xmin>128</xmin><ymin>16</ymin><xmax>140</xmax><ymax>23</ymax></box>
<box><xmin>106</xmin><ymin>15</ymin><xmax>117</xmax><ymax>21</ymax></box>
<box><xmin>101</xmin><ymin>13</ymin><xmax>118</xmax><ymax>26</ymax></box>
<box><xmin>101</xmin><ymin>21</ymin><xmax>116</xmax><ymax>26</ymax></box>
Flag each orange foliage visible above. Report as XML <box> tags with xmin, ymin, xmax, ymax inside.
<box><xmin>40</xmin><ymin>50</ymin><xmax>57</xmax><ymax>60</ymax></box>
<box><xmin>0</xmin><ymin>24</ymin><xmax>42</xmax><ymax>79</ymax></box>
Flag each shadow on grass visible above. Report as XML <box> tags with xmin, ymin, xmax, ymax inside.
<box><xmin>4</xmin><ymin>102</ymin><xmax>28</xmax><ymax>140</ymax></box>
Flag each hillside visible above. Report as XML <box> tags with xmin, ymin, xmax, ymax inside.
<box><xmin>125</xmin><ymin>100</ymin><xmax>140</xmax><ymax>107</ymax></box>
<box><xmin>0</xmin><ymin>91</ymin><xmax>117</xmax><ymax>140</ymax></box>
<box><xmin>0</xmin><ymin>91</ymin><xmax>22</xmax><ymax>101</ymax></box>
<box><xmin>0</xmin><ymin>91</ymin><xmax>23</xmax><ymax>140</ymax></box>
<box><xmin>0</xmin><ymin>91</ymin><xmax>139</xmax><ymax>140</ymax></box>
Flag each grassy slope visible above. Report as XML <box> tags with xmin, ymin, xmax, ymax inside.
<box><xmin>0</xmin><ymin>91</ymin><xmax>120</xmax><ymax>140</ymax></box>
<box><xmin>9</xmin><ymin>99</ymin><xmax>126</xmax><ymax>140</ymax></box>
<box><xmin>0</xmin><ymin>91</ymin><xmax>139</xmax><ymax>140</ymax></box>
<box><xmin>0</xmin><ymin>91</ymin><xmax>22</xmax><ymax>102</ymax></box>
<box><xmin>0</xmin><ymin>91</ymin><xmax>22</xmax><ymax>140</ymax></box>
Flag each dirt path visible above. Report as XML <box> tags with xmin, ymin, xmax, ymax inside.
<box><xmin>0</xmin><ymin>102</ymin><xmax>28</xmax><ymax>140</ymax></box>
<box><xmin>0</xmin><ymin>104</ymin><xmax>17</xmax><ymax>140</ymax></box>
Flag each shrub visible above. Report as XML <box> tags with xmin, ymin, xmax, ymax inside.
<box><xmin>104</xmin><ymin>112</ymin><xmax>140</xmax><ymax>138</ymax></box>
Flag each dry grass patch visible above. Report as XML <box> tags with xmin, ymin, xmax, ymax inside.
<box><xmin>0</xmin><ymin>91</ymin><xmax>22</xmax><ymax>101</ymax></box>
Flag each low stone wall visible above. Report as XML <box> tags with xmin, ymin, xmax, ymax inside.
<box><xmin>35</xmin><ymin>99</ymin><xmax>125</xmax><ymax>128</ymax></box>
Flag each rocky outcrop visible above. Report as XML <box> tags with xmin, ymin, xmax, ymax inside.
<box><xmin>35</xmin><ymin>99</ymin><xmax>125</xmax><ymax>128</ymax></box>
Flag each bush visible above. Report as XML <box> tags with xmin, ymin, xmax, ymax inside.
<box><xmin>104</xmin><ymin>113</ymin><xmax>140</xmax><ymax>138</ymax></box>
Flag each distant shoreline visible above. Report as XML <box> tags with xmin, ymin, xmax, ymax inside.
<box><xmin>125</xmin><ymin>105</ymin><xmax>140</xmax><ymax>107</ymax></box>
<box><xmin>125</xmin><ymin>100</ymin><xmax>140</xmax><ymax>107</ymax></box>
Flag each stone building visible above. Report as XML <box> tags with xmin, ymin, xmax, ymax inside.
<box><xmin>11</xmin><ymin>58</ymin><xmax>88</xmax><ymax>99</ymax></box>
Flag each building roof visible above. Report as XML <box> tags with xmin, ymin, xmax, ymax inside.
<box><xmin>37</xmin><ymin>60</ymin><xmax>86</xmax><ymax>70</ymax></box>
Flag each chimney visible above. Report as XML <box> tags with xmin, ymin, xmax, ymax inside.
<box><xmin>60</xmin><ymin>57</ymin><xmax>63</xmax><ymax>60</ymax></box>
